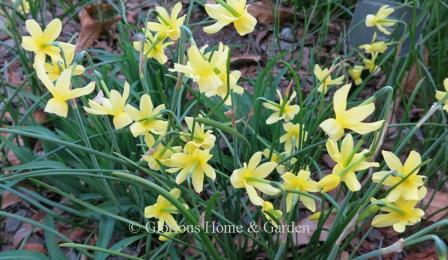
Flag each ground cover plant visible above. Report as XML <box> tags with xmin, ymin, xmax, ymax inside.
<box><xmin>0</xmin><ymin>0</ymin><xmax>448</xmax><ymax>259</ymax></box>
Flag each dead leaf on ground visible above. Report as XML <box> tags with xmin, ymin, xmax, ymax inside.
<box><xmin>294</xmin><ymin>213</ymin><xmax>335</xmax><ymax>246</ymax></box>
<box><xmin>405</xmin><ymin>247</ymin><xmax>438</xmax><ymax>259</ymax></box>
<box><xmin>13</xmin><ymin>225</ymin><xmax>32</xmax><ymax>247</ymax></box>
<box><xmin>23</xmin><ymin>243</ymin><xmax>47</xmax><ymax>254</ymax></box>
<box><xmin>248</xmin><ymin>0</ymin><xmax>294</xmax><ymax>24</ymax></box>
<box><xmin>401</xmin><ymin>47</ymin><xmax>428</xmax><ymax>95</ymax></box>
<box><xmin>32</xmin><ymin>110</ymin><xmax>47</xmax><ymax>124</ymax></box>
<box><xmin>231</xmin><ymin>54</ymin><xmax>261</xmax><ymax>67</ymax></box>
<box><xmin>6</xmin><ymin>149</ymin><xmax>21</xmax><ymax>166</ymax></box>
<box><xmin>255</xmin><ymin>29</ymin><xmax>269</xmax><ymax>52</ymax></box>
<box><xmin>1</xmin><ymin>191</ymin><xmax>21</xmax><ymax>209</ymax></box>
<box><xmin>423</xmin><ymin>188</ymin><xmax>448</xmax><ymax>222</ymax></box>
<box><xmin>76</xmin><ymin>3</ymin><xmax>121</xmax><ymax>51</ymax></box>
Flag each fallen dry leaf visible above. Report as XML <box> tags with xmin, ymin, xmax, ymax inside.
<box><xmin>23</xmin><ymin>243</ymin><xmax>47</xmax><ymax>254</ymax></box>
<box><xmin>255</xmin><ymin>29</ymin><xmax>269</xmax><ymax>52</ymax></box>
<box><xmin>231</xmin><ymin>54</ymin><xmax>261</xmax><ymax>67</ymax></box>
<box><xmin>76</xmin><ymin>3</ymin><xmax>121</xmax><ymax>51</ymax></box>
<box><xmin>248</xmin><ymin>0</ymin><xmax>294</xmax><ymax>24</ymax></box>
<box><xmin>401</xmin><ymin>48</ymin><xmax>428</xmax><ymax>96</ymax></box>
<box><xmin>14</xmin><ymin>225</ymin><xmax>32</xmax><ymax>247</ymax></box>
<box><xmin>293</xmin><ymin>213</ymin><xmax>335</xmax><ymax>246</ymax></box>
<box><xmin>423</xmin><ymin>188</ymin><xmax>448</xmax><ymax>222</ymax></box>
<box><xmin>405</xmin><ymin>247</ymin><xmax>438</xmax><ymax>259</ymax></box>
<box><xmin>1</xmin><ymin>191</ymin><xmax>21</xmax><ymax>209</ymax></box>
<box><xmin>32</xmin><ymin>109</ymin><xmax>47</xmax><ymax>124</ymax></box>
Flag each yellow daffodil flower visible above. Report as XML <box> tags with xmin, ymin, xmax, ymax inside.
<box><xmin>44</xmin><ymin>45</ymin><xmax>84</xmax><ymax>81</ymax></box>
<box><xmin>318</xmin><ymin>134</ymin><xmax>379</xmax><ymax>192</ymax></box>
<box><xmin>359</xmin><ymin>41</ymin><xmax>388</xmax><ymax>55</ymax></box>
<box><xmin>372</xmin><ymin>151</ymin><xmax>425</xmax><ymax>201</ymax></box>
<box><xmin>263</xmin><ymin>90</ymin><xmax>300</xmax><ymax>124</ymax></box>
<box><xmin>435</xmin><ymin>78</ymin><xmax>448</xmax><ymax>112</ymax></box>
<box><xmin>230</xmin><ymin>152</ymin><xmax>279</xmax><ymax>205</ymax></box>
<box><xmin>35</xmin><ymin>67</ymin><xmax>94</xmax><ymax>118</ymax></box>
<box><xmin>363</xmin><ymin>58</ymin><xmax>379</xmax><ymax>73</ymax></box>
<box><xmin>165</xmin><ymin>143</ymin><xmax>216</xmax><ymax>193</ymax></box>
<box><xmin>314</xmin><ymin>64</ymin><xmax>345</xmax><ymax>94</ymax></box>
<box><xmin>21</xmin><ymin>19</ymin><xmax>66</xmax><ymax>64</ymax></box>
<box><xmin>144</xmin><ymin>188</ymin><xmax>182</xmax><ymax>232</ymax></box>
<box><xmin>371</xmin><ymin>198</ymin><xmax>425</xmax><ymax>233</ymax></box>
<box><xmin>142</xmin><ymin>134</ymin><xmax>181</xmax><ymax>171</ymax></box>
<box><xmin>204</xmin><ymin>0</ymin><xmax>257</xmax><ymax>36</ymax></box>
<box><xmin>159</xmin><ymin>232</ymin><xmax>178</xmax><ymax>242</ymax></box>
<box><xmin>365</xmin><ymin>5</ymin><xmax>396</xmax><ymax>35</ymax></box>
<box><xmin>280</xmin><ymin>123</ymin><xmax>308</xmax><ymax>153</ymax></box>
<box><xmin>202</xmin><ymin>43</ymin><xmax>244</xmax><ymax>103</ymax></box>
<box><xmin>124</xmin><ymin>94</ymin><xmax>167</xmax><ymax>137</ymax></box>
<box><xmin>133</xmin><ymin>31</ymin><xmax>173</xmax><ymax>64</ymax></box>
<box><xmin>319</xmin><ymin>84</ymin><xmax>384</xmax><ymax>141</ymax></box>
<box><xmin>261</xmin><ymin>201</ymin><xmax>282</xmax><ymax>227</ymax></box>
<box><xmin>147</xmin><ymin>2</ymin><xmax>185</xmax><ymax>41</ymax></box>
<box><xmin>262</xmin><ymin>149</ymin><xmax>296</xmax><ymax>174</ymax></box>
<box><xmin>172</xmin><ymin>44</ymin><xmax>226</xmax><ymax>96</ymax></box>
<box><xmin>349</xmin><ymin>65</ymin><xmax>364</xmax><ymax>86</ymax></box>
<box><xmin>308</xmin><ymin>211</ymin><xmax>321</xmax><ymax>221</ymax></box>
<box><xmin>14</xmin><ymin>0</ymin><xmax>30</xmax><ymax>14</ymax></box>
<box><xmin>180</xmin><ymin>117</ymin><xmax>216</xmax><ymax>149</ymax></box>
<box><xmin>216</xmin><ymin>70</ymin><xmax>244</xmax><ymax>105</ymax></box>
<box><xmin>282</xmin><ymin>170</ymin><xmax>319</xmax><ymax>212</ymax></box>
<box><xmin>84</xmin><ymin>82</ymin><xmax>133</xmax><ymax>129</ymax></box>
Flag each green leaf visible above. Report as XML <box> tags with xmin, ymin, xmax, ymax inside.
<box><xmin>205</xmin><ymin>193</ymin><xmax>220</xmax><ymax>222</ymax></box>
<box><xmin>0</xmin><ymin>250</ymin><xmax>49</xmax><ymax>260</ymax></box>
<box><xmin>6</xmin><ymin>160</ymin><xmax>67</xmax><ymax>171</ymax></box>
<box><xmin>95</xmin><ymin>216</ymin><xmax>116</xmax><ymax>260</ymax></box>
<box><xmin>43</xmin><ymin>216</ymin><xmax>66</xmax><ymax>260</ymax></box>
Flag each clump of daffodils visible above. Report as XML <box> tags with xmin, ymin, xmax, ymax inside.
<box><xmin>172</xmin><ymin>43</ymin><xmax>244</xmax><ymax>104</ymax></box>
<box><xmin>19</xmin><ymin>1</ymin><xmax>438</xmax><ymax>244</ymax></box>
<box><xmin>358</xmin><ymin>33</ymin><xmax>389</xmax><ymax>74</ymax></box>
<box><xmin>22</xmin><ymin>19</ymin><xmax>91</xmax><ymax>118</ymax></box>
<box><xmin>370</xmin><ymin>150</ymin><xmax>427</xmax><ymax>233</ymax></box>
<box><xmin>133</xmin><ymin>2</ymin><xmax>185</xmax><ymax>64</ymax></box>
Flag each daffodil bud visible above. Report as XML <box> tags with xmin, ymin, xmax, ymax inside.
<box><xmin>261</xmin><ymin>201</ymin><xmax>283</xmax><ymax>227</ymax></box>
<box><xmin>349</xmin><ymin>66</ymin><xmax>363</xmax><ymax>86</ymax></box>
